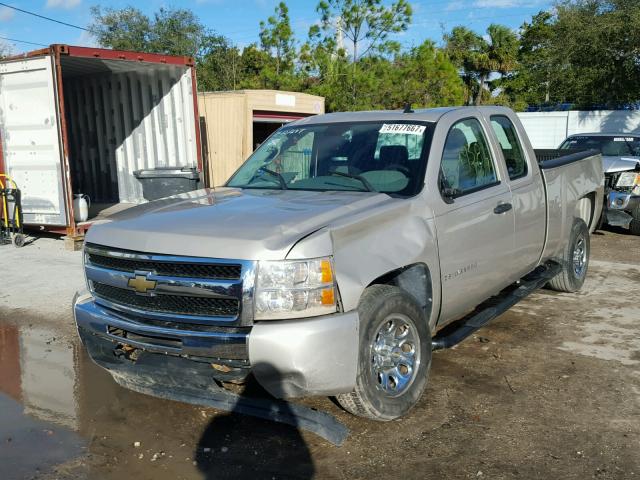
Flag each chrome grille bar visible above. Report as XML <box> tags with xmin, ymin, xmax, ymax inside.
<box><xmin>84</xmin><ymin>244</ymin><xmax>256</xmax><ymax>327</ymax></box>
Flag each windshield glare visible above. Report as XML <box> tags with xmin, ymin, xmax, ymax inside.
<box><xmin>560</xmin><ymin>135</ymin><xmax>640</xmax><ymax>157</ymax></box>
<box><xmin>226</xmin><ymin>122</ymin><xmax>434</xmax><ymax>197</ymax></box>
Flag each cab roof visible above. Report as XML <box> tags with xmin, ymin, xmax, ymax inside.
<box><xmin>291</xmin><ymin>106</ymin><xmax>515</xmax><ymax>126</ymax></box>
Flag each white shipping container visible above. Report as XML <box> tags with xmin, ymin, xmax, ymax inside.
<box><xmin>0</xmin><ymin>45</ymin><xmax>202</xmax><ymax>233</ymax></box>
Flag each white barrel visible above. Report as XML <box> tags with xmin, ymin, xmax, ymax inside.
<box><xmin>73</xmin><ymin>194</ymin><xmax>90</xmax><ymax>222</ymax></box>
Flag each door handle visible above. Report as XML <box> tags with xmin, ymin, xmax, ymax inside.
<box><xmin>494</xmin><ymin>202</ymin><xmax>513</xmax><ymax>214</ymax></box>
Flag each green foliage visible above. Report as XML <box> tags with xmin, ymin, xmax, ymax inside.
<box><xmin>444</xmin><ymin>24</ymin><xmax>518</xmax><ymax>105</ymax></box>
<box><xmin>502</xmin><ymin>1</ymin><xmax>640</xmax><ymax>109</ymax></box>
<box><xmin>299</xmin><ymin>40</ymin><xmax>464</xmax><ymax>112</ymax></box>
<box><xmin>314</xmin><ymin>0</ymin><xmax>412</xmax><ymax>61</ymax></box>
<box><xmin>197</xmin><ymin>34</ymin><xmax>241</xmax><ymax>91</ymax></box>
<box><xmin>553</xmin><ymin>0</ymin><xmax>640</xmax><ymax>108</ymax></box>
<box><xmin>302</xmin><ymin>0</ymin><xmax>413</xmax><ymax>109</ymax></box>
<box><xmin>90</xmin><ymin>6</ymin><xmax>204</xmax><ymax>57</ymax></box>
<box><xmin>90</xmin><ymin>6</ymin><xmax>152</xmax><ymax>53</ymax></box>
<box><xmin>259</xmin><ymin>1</ymin><xmax>296</xmax><ymax>80</ymax></box>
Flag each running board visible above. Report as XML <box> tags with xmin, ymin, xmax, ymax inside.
<box><xmin>431</xmin><ymin>262</ymin><xmax>562</xmax><ymax>351</ymax></box>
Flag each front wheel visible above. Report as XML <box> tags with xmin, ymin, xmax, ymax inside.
<box><xmin>547</xmin><ymin>218</ymin><xmax>590</xmax><ymax>293</ymax></box>
<box><xmin>336</xmin><ymin>285</ymin><xmax>431</xmax><ymax>421</ymax></box>
<box><xmin>629</xmin><ymin>203</ymin><xmax>640</xmax><ymax>236</ymax></box>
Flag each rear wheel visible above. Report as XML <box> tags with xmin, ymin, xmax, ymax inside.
<box><xmin>336</xmin><ymin>285</ymin><xmax>431</xmax><ymax>421</ymax></box>
<box><xmin>548</xmin><ymin>218</ymin><xmax>590</xmax><ymax>293</ymax></box>
<box><xmin>629</xmin><ymin>203</ymin><xmax>640</xmax><ymax>236</ymax></box>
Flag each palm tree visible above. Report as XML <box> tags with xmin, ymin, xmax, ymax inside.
<box><xmin>444</xmin><ymin>24</ymin><xmax>518</xmax><ymax>105</ymax></box>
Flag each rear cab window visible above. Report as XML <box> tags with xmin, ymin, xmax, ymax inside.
<box><xmin>490</xmin><ymin>115</ymin><xmax>528</xmax><ymax>180</ymax></box>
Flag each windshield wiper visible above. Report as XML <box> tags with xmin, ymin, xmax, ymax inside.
<box><xmin>330</xmin><ymin>171</ymin><xmax>377</xmax><ymax>192</ymax></box>
<box><xmin>622</xmin><ymin>138</ymin><xmax>640</xmax><ymax>157</ymax></box>
<box><xmin>257</xmin><ymin>167</ymin><xmax>288</xmax><ymax>189</ymax></box>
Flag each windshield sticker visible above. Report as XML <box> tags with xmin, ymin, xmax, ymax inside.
<box><xmin>614</xmin><ymin>137</ymin><xmax>636</xmax><ymax>142</ymax></box>
<box><xmin>281</xmin><ymin>128</ymin><xmax>307</xmax><ymax>136</ymax></box>
<box><xmin>379</xmin><ymin>124</ymin><xmax>426</xmax><ymax>135</ymax></box>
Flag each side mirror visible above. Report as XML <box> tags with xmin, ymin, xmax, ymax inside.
<box><xmin>441</xmin><ymin>187</ymin><xmax>462</xmax><ymax>204</ymax></box>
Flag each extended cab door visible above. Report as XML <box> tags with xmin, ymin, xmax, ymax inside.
<box><xmin>433</xmin><ymin>116</ymin><xmax>516</xmax><ymax>323</ymax></box>
<box><xmin>487</xmin><ymin>113</ymin><xmax>546</xmax><ymax>279</ymax></box>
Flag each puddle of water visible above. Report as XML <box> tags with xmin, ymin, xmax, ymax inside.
<box><xmin>0</xmin><ymin>392</ymin><xmax>84</xmax><ymax>479</ymax></box>
<box><xmin>0</xmin><ymin>322</ymin><xmax>86</xmax><ymax>479</ymax></box>
<box><xmin>0</xmin><ymin>318</ymin><xmax>315</xmax><ymax>480</ymax></box>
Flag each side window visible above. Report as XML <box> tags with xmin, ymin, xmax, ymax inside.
<box><xmin>440</xmin><ymin>118</ymin><xmax>498</xmax><ymax>195</ymax></box>
<box><xmin>490</xmin><ymin>116</ymin><xmax>528</xmax><ymax>180</ymax></box>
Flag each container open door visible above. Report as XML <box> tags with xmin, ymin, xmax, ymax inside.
<box><xmin>0</xmin><ymin>56</ymin><xmax>67</xmax><ymax>226</ymax></box>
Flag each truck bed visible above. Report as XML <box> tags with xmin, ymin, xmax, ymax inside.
<box><xmin>537</xmin><ymin>149</ymin><xmax>603</xmax><ymax>260</ymax></box>
<box><xmin>535</xmin><ymin>149</ymin><xmax>600</xmax><ymax>169</ymax></box>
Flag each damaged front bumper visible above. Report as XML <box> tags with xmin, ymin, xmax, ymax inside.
<box><xmin>605</xmin><ymin>191</ymin><xmax>640</xmax><ymax>227</ymax></box>
<box><xmin>73</xmin><ymin>292</ymin><xmax>359</xmax><ymax>399</ymax></box>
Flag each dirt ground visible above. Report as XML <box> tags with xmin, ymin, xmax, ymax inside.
<box><xmin>0</xmin><ymin>227</ymin><xmax>638</xmax><ymax>480</ymax></box>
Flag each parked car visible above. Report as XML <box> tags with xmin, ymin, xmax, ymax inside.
<box><xmin>560</xmin><ymin>133</ymin><xmax>640</xmax><ymax>235</ymax></box>
<box><xmin>74</xmin><ymin>107</ymin><xmax>603</xmax><ymax>421</ymax></box>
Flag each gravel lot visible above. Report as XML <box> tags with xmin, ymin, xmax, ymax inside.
<box><xmin>0</xmin><ymin>228</ymin><xmax>638</xmax><ymax>480</ymax></box>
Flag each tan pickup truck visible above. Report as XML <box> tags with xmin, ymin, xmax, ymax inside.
<box><xmin>74</xmin><ymin>106</ymin><xmax>603</xmax><ymax>421</ymax></box>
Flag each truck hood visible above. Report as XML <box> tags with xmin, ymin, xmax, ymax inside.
<box><xmin>603</xmin><ymin>156</ymin><xmax>640</xmax><ymax>173</ymax></box>
<box><xmin>86</xmin><ymin>188</ymin><xmax>397</xmax><ymax>260</ymax></box>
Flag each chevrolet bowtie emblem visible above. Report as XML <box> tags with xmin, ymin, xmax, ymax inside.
<box><xmin>128</xmin><ymin>275</ymin><xmax>157</xmax><ymax>294</ymax></box>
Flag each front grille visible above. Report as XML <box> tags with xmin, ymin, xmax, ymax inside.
<box><xmin>93</xmin><ymin>283</ymin><xmax>239</xmax><ymax>317</ymax></box>
<box><xmin>604</xmin><ymin>172</ymin><xmax>620</xmax><ymax>190</ymax></box>
<box><xmin>87</xmin><ymin>252</ymin><xmax>241</xmax><ymax>280</ymax></box>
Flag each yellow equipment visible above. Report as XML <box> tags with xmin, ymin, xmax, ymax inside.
<box><xmin>0</xmin><ymin>174</ymin><xmax>25</xmax><ymax>247</ymax></box>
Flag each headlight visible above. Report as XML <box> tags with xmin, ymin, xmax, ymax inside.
<box><xmin>255</xmin><ymin>257</ymin><xmax>338</xmax><ymax>320</ymax></box>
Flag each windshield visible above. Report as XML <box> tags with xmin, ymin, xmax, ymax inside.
<box><xmin>226</xmin><ymin>121</ymin><xmax>434</xmax><ymax>197</ymax></box>
<box><xmin>560</xmin><ymin>135</ymin><xmax>640</xmax><ymax>157</ymax></box>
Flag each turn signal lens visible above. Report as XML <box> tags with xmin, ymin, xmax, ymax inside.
<box><xmin>320</xmin><ymin>260</ymin><xmax>333</xmax><ymax>283</ymax></box>
<box><xmin>320</xmin><ymin>287</ymin><xmax>335</xmax><ymax>305</ymax></box>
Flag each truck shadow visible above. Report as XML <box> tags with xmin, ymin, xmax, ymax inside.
<box><xmin>194</xmin><ymin>370</ymin><xmax>315</xmax><ymax>480</ymax></box>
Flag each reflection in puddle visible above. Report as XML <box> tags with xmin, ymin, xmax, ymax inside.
<box><xmin>0</xmin><ymin>322</ymin><xmax>85</xmax><ymax>478</ymax></box>
<box><xmin>0</xmin><ymin>392</ymin><xmax>84</xmax><ymax>479</ymax></box>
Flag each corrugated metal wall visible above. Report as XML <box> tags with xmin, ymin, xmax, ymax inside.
<box><xmin>64</xmin><ymin>67</ymin><xmax>198</xmax><ymax>204</ymax></box>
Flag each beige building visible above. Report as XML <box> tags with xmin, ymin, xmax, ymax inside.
<box><xmin>198</xmin><ymin>90</ymin><xmax>325</xmax><ymax>186</ymax></box>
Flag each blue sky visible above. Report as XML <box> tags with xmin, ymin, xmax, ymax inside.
<box><xmin>0</xmin><ymin>0</ymin><xmax>554</xmax><ymax>54</ymax></box>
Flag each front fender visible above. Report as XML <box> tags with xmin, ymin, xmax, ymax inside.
<box><xmin>287</xmin><ymin>198</ymin><xmax>441</xmax><ymax>330</ymax></box>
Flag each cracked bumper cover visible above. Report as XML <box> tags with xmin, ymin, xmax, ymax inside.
<box><xmin>73</xmin><ymin>292</ymin><xmax>359</xmax><ymax>398</ymax></box>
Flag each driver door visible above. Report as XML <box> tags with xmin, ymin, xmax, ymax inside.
<box><xmin>434</xmin><ymin>118</ymin><xmax>516</xmax><ymax>323</ymax></box>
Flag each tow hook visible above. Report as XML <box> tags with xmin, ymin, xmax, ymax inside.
<box><xmin>114</xmin><ymin>344</ymin><xmax>141</xmax><ymax>362</ymax></box>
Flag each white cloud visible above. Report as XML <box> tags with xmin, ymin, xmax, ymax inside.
<box><xmin>473</xmin><ymin>0</ymin><xmax>518</xmax><ymax>7</ymax></box>
<box><xmin>446</xmin><ymin>1</ymin><xmax>465</xmax><ymax>11</ymax></box>
<box><xmin>45</xmin><ymin>0</ymin><xmax>82</xmax><ymax>9</ymax></box>
<box><xmin>0</xmin><ymin>6</ymin><xmax>15</xmax><ymax>22</ymax></box>
<box><xmin>76</xmin><ymin>29</ymin><xmax>97</xmax><ymax>47</ymax></box>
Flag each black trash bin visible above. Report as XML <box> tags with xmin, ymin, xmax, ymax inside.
<box><xmin>134</xmin><ymin>167</ymin><xmax>201</xmax><ymax>201</ymax></box>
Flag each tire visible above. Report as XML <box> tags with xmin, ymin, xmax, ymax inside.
<box><xmin>595</xmin><ymin>207</ymin><xmax>605</xmax><ymax>232</ymax></box>
<box><xmin>630</xmin><ymin>203</ymin><xmax>640</xmax><ymax>236</ymax></box>
<box><xmin>547</xmin><ymin>218</ymin><xmax>590</xmax><ymax>293</ymax></box>
<box><xmin>336</xmin><ymin>284</ymin><xmax>431</xmax><ymax>421</ymax></box>
<box><xmin>13</xmin><ymin>234</ymin><xmax>25</xmax><ymax>248</ymax></box>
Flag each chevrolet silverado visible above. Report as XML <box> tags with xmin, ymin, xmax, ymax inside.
<box><xmin>74</xmin><ymin>106</ymin><xmax>603</xmax><ymax>421</ymax></box>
